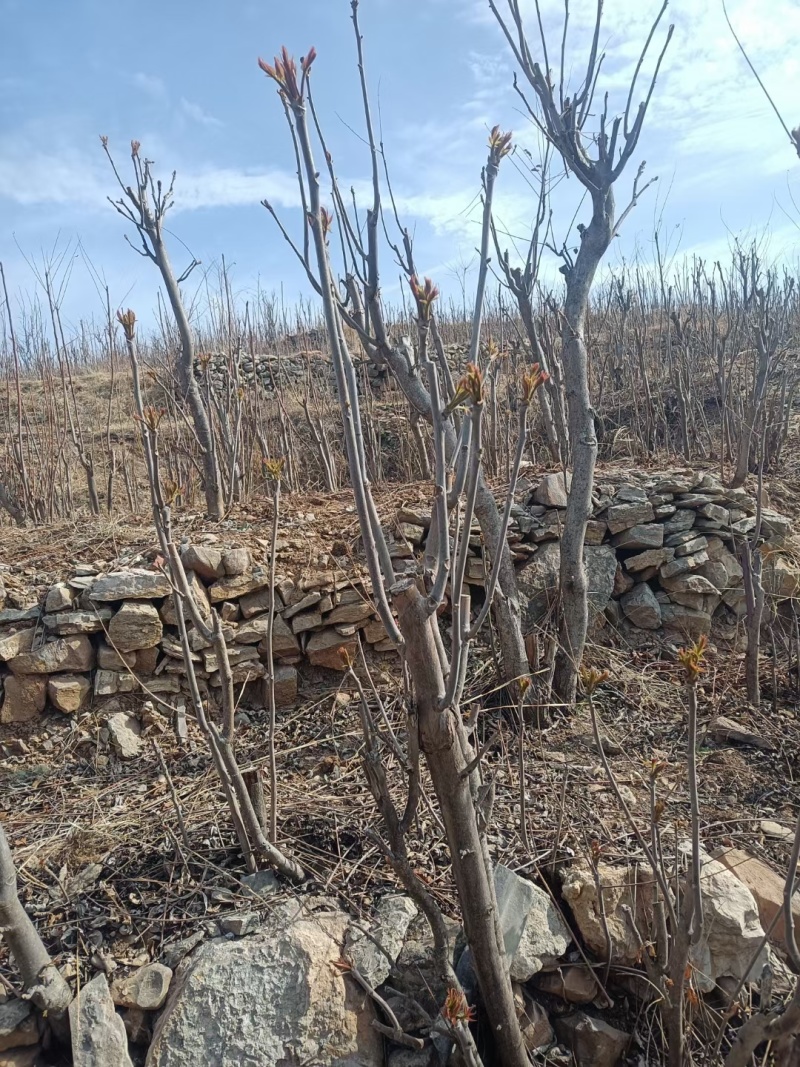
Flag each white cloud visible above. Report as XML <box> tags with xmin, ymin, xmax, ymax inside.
<box><xmin>0</xmin><ymin>135</ymin><xmax>300</xmax><ymax>215</ymax></box>
<box><xmin>132</xmin><ymin>72</ymin><xmax>168</xmax><ymax>101</ymax></box>
<box><xmin>179</xmin><ymin>98</ymin><xmax>223</xmax><ymax>128</ymax></box>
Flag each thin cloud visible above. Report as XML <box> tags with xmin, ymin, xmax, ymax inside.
<box><xmin>132</xmin><ymin>72</ymin><xmax>168</xmax><ymax>101</ymax></box>
<box><xmin>180</xmin><ymin>98</ymin><xmax>224</xmax><ymax>128</ymax></box>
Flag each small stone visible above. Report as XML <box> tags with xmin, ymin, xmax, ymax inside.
<box><xmin>660</xmin><ymin>551</ymin><xmax>708</xmax><ymax>578</ymax></box>
<box><xmin>660</xmin><ymin>603</ymin><xmax>711</xmax><ymax>638</ymax></box>
<box><xmin>283</xmin><ymin>591</ymin><xmax>322</xmax><ymax>620</ymax></box>
<box><xmin>714</xmin><ymin>848</ymin><xmax>800</xmax><ymax>955</ymax></box>
<box><xmin>48</xmin><ymin>674</ymin><xmax>91</xmax><ymax>714</ymax></box>
<box><xmin>90</xmin><ymin>569</ymin><xmax>171</xmax><ymax>601</ymax></box>
<box><xmin>624</xmin><ymin>547</ymin><xmax>674</xmax><ymax>573</ymax></box>
<box><xmin>108</xmin><ymin>601</ymin><xmax>163</xmax><ymax>654</ymax></box>
<box><xmin>208</xmin><ymin>568</ymin><xmax>271</xmax><ymax>603</ymax></box>
<box><xmin>494</xmin><ymin>864</ymin><xmax>570</xmax><ymax>981</ymax></box>
<box><xmin>43</xmin><ymin>609</ymin><xmax>113</xmax><ymax>635</ymax></box>
<box><xmin>709</xmin><ymin>716</ymin><xmax>773</xmax><ymax>752</ymax></box>
<box><xmin>97</xmin><ymin>641</ymin><xmax>137</xmax><ymax>671</ymax></box>
<box><xmin>606</xmin><ymin>500</ymin><xmax>655</xmax><ymax>534</ymax></box>
<box><xmin>8</xmin><ymin>634</ymin><xmax>94</xmax><ymax>674</ymax></box>
<box><xmin>0</xmin><ymin>998</ymin><xmax>38</xmax><ymax>1052</ymax></box>
<box><xmin>111</xmin><ymin>963</ymin><xmax>173</xmax><ymax>1011</ymax></box>
<box><xmin>535</xmin><ymin>967</ymin><xmax>600</xmax><ymax>1004</ymax></box>
<box><xmin>760</xmin><ymin>820</ymin><xmax>795</xmax><ymax>842</ymax></box>
<box><xmin>513</xmin><ymin>985</ymin><xmax>554</xmax><ymax>1051</ymax></box>
<box><xmin>160</xmin><ymin>570</ymin><xmax>211</xmax><ymax>626</ymax></box>
<box><xmin>219</xmin><ymin>912</ymin><xmax>261</xmax><ymax>936</ymax></box>
<box><xmin>0</xmin><ymin>675</ymin><xmax>47</xmax><ymax>723</ymax></box>
<box><xmin>699</xmin><ymin>502</ymin><xmax>730</xmax><ymax>524</ymax></box>
<box><xmin>239</xmin><ymin>870</ymin><xmax>280</xmax><ymax>899</ymax></box>
<box><xmin>69</xmin><ymin>974</ymin><xmax>134</xmax><ymax>1067</ymax></box>
<box><xmin>346</xmin><ymin>895</ymin><xmax>418</xmax><ymax>988</ymax></box>
<box><xmin>291</xmin><ymin>610</ymin><xmax>324</xmax><ymax>634</ymax></box>
<box><xmin>0</xmin><ymin>628</ymin><xmax>35</xmax><ymax>661</ymax></box>
<box><xmin>661</xmin><ymin>573</ymin><xmax>719</xmax><ymax>596</ymax></box>
<box><xmin>222</xmin><ymin>547</ymin><xmax>252</xmax><ymax>576</ymax></box>
<box><xmin>220</xmin><ymin>601</ymin><xmax>240</xmax><ymax>622</ymax></box>
<box><xmin>620</xmin><ymin>584</ymin><xmax>661</xmax><ymax>630</ymax></box>
<box><xmin>584</xmin><ymin>520</ymin><xmax>607</xmax><ymax>545</ymax></box>
<box><xmin>272</xmin><ymin>665</ymin><xmax>298</xmax><ymax>707</ymax></box>
<box><xmin>534</xmin><ymin>472</ymin><xmax>571</xmax><ymax>508</ymax></box>
<box><xmin>325</xmin><ymin>601</ymin><xmax>374</xmax><ymax>625</ymax></box>
<box><xmin>45</xmin><ymin>581</ymin><xmax>74</xmax><ymax>613</ymax></box>
<box><xmin>306</xmin><ymin>629</ymin><xmax>358</xmax><ymax>670</ymax></box>
<box><xmin>107</xmin><ymin>712</ymin><xmax>142</xmax><ymax>759</ymax></box>
<box><xmin>674</xmin><ymin>536</ymin><xmax>709</xmax><ymax>557</ymax></box>
<box><xmin>181</xmin><ymin>544</ymin><xmax>224</xmax><ymax>580</ymax></box>
<box><xmin>554</xmin><ymin>1013</ymin><xmax>630</xmax><ymax>1067</ymax></box>
<box><xmin>611</xmin><ymin>524</ymin><xmax>663</xmax><ymax>550</ymax></box>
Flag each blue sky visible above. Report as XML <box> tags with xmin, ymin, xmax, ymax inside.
<box><xmin>1</xmin><ymin>0</ymin><xmax>798</xmax><ymax>336</ymax></box>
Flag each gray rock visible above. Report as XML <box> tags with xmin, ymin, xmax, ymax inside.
<box><xmin>624</xmin><ymin>547</ymin><xmax>674</xmax><ymax>573</ymax></box>
<box><xmin>0</xmin><ymin>628</ymin><xmax>35</xmax><ymax>661</ymax></box>
<box><xmin>346</xmin><ymin>894</ymin><xmax>418</xmax><ymax>987</ymax></box>
<box><xmin>111</xmin><ymin>964</ymin><xmax>173</xmax><ymax>1010</ymax></box>
<box><xmin>674</xmin><ymin>535</ymin><xmax>709</xmax><ymax>557</ymax></box>
<box><xmin>45</xmin><ymin>581</ymin><xmax>74</xmax><ymax>613</ymax></box>
<box><xmin>660</xmin><ymin>573</ymin><xmax>719</xmax><ymax>596</ymax></box>
<box><xmin>0</xmin><ymin>674</ymin><xmax>47</xmax><ymax>723</ymax></box>
<box><xmin>222</xmin><ymin>547</ymin><xmax>252</xmax><ymax>577</ymax></box>
<box><xmin>43</xmin><ymin>609</ymin><xmax>113</xmax><ymax>635</ymax></box>
<box><xmin>554</xmin><ymin>1012</ymin><xmax>629</xmax><ymax>1067</ymax></box>
<box><xmin>494</xmin><ymin>864</ymin><xmax>570</xmax><ymax>981</ymax></box>
<box><xmin>689</xmin><ymin>856</ymin><xmax>769</xmax><ymax>993</ymax></box>
<box><xmin>660</xmin><ymin>551</ymin><xmax>709</xmax><ymax>579</ymax></box>
<box><xmin>145</xmin><ymin>900</ymin><xmax>382</xmax><ymax>1067</ymax></box>
<box><xmin>660</xmin><ymin>603</ymin><xmax>711</xmax><ymax>639</ymax></box>
<box><xmin>518</xmin><ymin>544</ymin><xmax>616</xmax><ymax>629</ymax></box>
<box><xmin>160</xmin><ymin>570</ymin><xmax>211</xmax><ymax>626</ymax></box>
<box><xmin>108</xmin><ymin>601</ymin><xmax>163</xmax><ymax>654</ymax></box>
<box><xmin>180</xmin><ymin>545</ymin><xmax>224</xmax><ymax>581</ymax></box>
<box><xmin>208</xmin><ymin>569</ymin><xmax>271</xmax><ymax>604</ymax></box>
<box><xmin>70</xmin><ymin>974</ymin><xmax>134</xmax><ymax>1067</ymax></box>
<box><xmin>8</xmin><ymin>635</ymin><xmax>94</xmax><ymax>675</ymax></box>
<box><xmin>238</xmin><ymin>870</ymin><xmax>280</xmax><ymax>899</ymax></box>
<box><xmin>611</xmin><ymin>524</ymin><xmax>663</xmax><ymax>550</ymax></box>
<box><xmin>533</xmin><ymin>472</ymin><xmax>571</xmax><ymax>508</ymax></box>
<box><xmin>620</xmin><ymin>583</ymin><xmax>662</xmax><ymax>630</ymax></box>
<box><xmin>606</xmin><ymin>500</ymin><xmax>655</xmax><ymax>534</ymax></box>
<box><xmin>47</xmin><ymin>674</ymin><xmax>91</xmax><ymax>714</ymax></box>
<box><xmin>0</xmin><ymin>997</ymin><xmax>38</xmax><ymax>1052</ymax></box>
<box><xmin>107</xmin><ymin>712</ymin><xmax>142</xmax><ymax>759</ymax></box>
<box><xmin>90</xmin><ymin>570</ymin><xmax>171</xmax><ymax>601</ymax></box>
<box><xmin>219</xmin><ymin>912</ymin><xmax>261</xmax><ymax>936</ymax></box>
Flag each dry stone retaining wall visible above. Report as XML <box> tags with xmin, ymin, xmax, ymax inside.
<box><xmin>0</xmin><ymin>467</ymin><xmax>796</xmax><ymax>727</ymax></box>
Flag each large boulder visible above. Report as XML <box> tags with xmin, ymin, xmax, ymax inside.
<box><xmin>146</xmin><ymin>900</ymin><xmax>382</xmax><ymax>1067</ymax></box>
<box><xmin>518</xmin><ymin>544</ymin><xmax>616</xmax><ymax>630</ymax></box>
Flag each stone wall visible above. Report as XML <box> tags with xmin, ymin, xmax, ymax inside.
<box><xmin>0</xmin><ymin>467</ymin><xmax>796</xmax><ymax>727</ymax></box>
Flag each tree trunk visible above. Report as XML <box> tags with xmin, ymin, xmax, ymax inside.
<box><xmin>394</xmin><ymin>581</ymin><xmax>528</xmax><ymax>1067</ymax></box>
<box><xmin>153</xmin><ymin>239</ymin><xmax>224</xmax><ymax>520</ymax></box>
<box><xmin>553</xmin><ymin>190</ymin><xmax>614</xmax><ymax>705</ymax></box>
<box><xmin>0</xmin><ymin>822</ymin><xmax>72</xmax><ymax>1017</ymax></box>
<box><xmin>381</xmin><ymin>343</ymin><xmax>532</xmax><ymax>703</ymax></box>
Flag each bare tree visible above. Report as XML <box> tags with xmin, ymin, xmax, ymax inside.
<box><xmin>259</xmin><ymin>33</ymin><xmax>550</xmax><ymax>1062</ymax></box>
<box><xmin>489</xmin><ymin>0</ymin><xmax>673</xmax><ymax>703</ymax></box>
<box><xmin>102</xmin><ymin>139</ymin><xmax>225</xmax><ymax>520</ymax></box>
